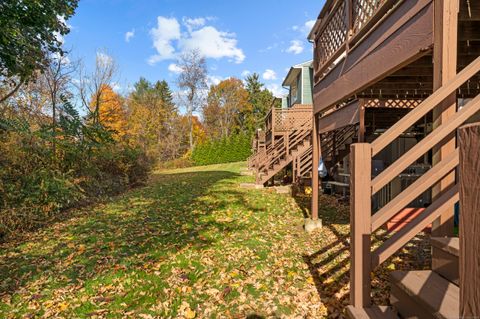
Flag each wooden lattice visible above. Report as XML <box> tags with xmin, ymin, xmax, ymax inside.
<box><xmin>352</xmin><ymin>0</ymin><xmax>387</xmax><ymax>34</ymax></box>
<box><xmin>273</xmin><ymin>107</ymin><xmax>312</xmax><ymax>132</ymax></box>
<box><xmin>363</xmin><ymin>99</ymin><xmax>423</xmax><ymax>109</ymax></box>
<box><xmin>315</xmin><ymin>0</ymin><xmax>347</xmax><ymax>71</ymax></box>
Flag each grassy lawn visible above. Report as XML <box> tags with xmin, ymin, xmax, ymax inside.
<box><xmin>0</xmin><ymin>162</ymin><xmax>430</xmax><ymax>318</ymax></box>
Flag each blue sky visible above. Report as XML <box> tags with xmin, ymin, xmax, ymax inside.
<box><xmin>65</xmin><ymin>0</ymin><xmax>324</xmax><ymax>102</ymax></box>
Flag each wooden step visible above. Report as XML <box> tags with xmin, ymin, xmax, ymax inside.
<box><xmin>345</xmin><ymin>305</ymin><xmax>398</xmax><ymax>319</ymax></box>
<box><xmin>386</xmin><ymin>208</ymin><xmax>431</xmax><ymax>233</ymax></box>
<box><xmin>390</xmin><ymin>270</ymin><xmax>459</xmax><ymax>319</ymax></box>
<box><xmin>431</xmin><ymin>237</ymin><xmax>459</xmax><ymax>285</ymax></box>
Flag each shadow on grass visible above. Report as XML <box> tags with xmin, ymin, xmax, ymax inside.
<box><xmin>302</xmin><ymin>199</ymin><xmax>431</xmax><ymax>317</ymax></box>
<box><xmin>303</xmin><ymin>223</ymin><xmax>351</xmax><ymax>318</ymax></box>
<box><xmin>291</xmin><ymin>188</ymin><xmax>351</xmax><ymax>224</ymax></box>
<box><xmin>0</xmin><ymin>169</ymin><xmax>256</xmax><ymax>298</ymax></box>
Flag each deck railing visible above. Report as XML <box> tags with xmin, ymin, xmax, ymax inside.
<box><xmin>294</xmin><ymin>145</ymin><xmax>313</xmax><ymax>181</ymax></box>
<box><xmin>263</xmin><ymin>104</ymin><xmax>313</xmax><ymax>137</ymax></box>
<box><xmin>256</xmin><ymin>119</ymin><xmax>312</xmax><ymax>182</ymax></box>
<box><xmin>313</xmin><ymin>0</ymin><xmax>398</xmax><ymax>83</ymax></box>
<box><xmin>349</xmin><ymin>56</ymin><xmax>480</xmax><ymax>307</ymax></box>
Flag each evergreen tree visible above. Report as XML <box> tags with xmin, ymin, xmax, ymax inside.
<box><xmin>244</xmin><ymin>73</ymin><xmax>278</xmax><ymax>131</ymax></box>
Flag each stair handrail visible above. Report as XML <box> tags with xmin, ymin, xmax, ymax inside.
<box><xmin>349</xmin><ymin>55</ymin><xmax>480</xmax><ymax>308</ymax></box>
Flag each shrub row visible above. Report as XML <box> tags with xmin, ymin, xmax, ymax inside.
<box><xmin>191</xmin><ymin>133</ymin><xmax>252</xmax><ymax>166</ymax></box>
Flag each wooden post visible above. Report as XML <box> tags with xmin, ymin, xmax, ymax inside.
<box><xmin>345</xmin><ymin>0</ymin><xmax>353</xmax><ymax>51</ymax></box>
<box><xmin>432</xmin><ymin>0</ymin><xmax>458</xmax><ymax>237</ymax></box>
<box><xmin>271</xmin><ymin>107</ymin><xmax>276</xmax><ymax>138</ymax></box>
<box><xmin>458</xmin><ymin>123</ymin><xmax>480</xmax><ymax>318</ymax></box>
<box><xmin>358</xmin><ymin>99</ymin><xmax>366</xmax><ymax>143</ymax></box>
<box><xmin>285</xmin><ymin>133</ymin><xmax>289</xmax><ymax>156</ymax></box>
<box><xmin>292</xmin><ymin>157</ymin><xmax>297</xmax><ymax>183</ymax></box>
<box><xmin>350</xmin><ymin>143</ymin><xmax>372</xmax><ymax>307</ymax></box>
<box><xmin>311</xmin><ymin>114</ymin><xmax>320</xmax><ymax>220</ymax></box>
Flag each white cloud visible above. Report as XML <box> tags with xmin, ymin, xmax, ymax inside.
<box><xmin>148</xmin><ymin>17</ymin><xmax>181</xmax><ymax>64</ymax></box>
<box><xmin>50</xmin><ymin>52</ymin><xmax>71</xmax><ymax>65</ymax></box>
<box><xmin>54</xmin><ymin>16</ymin><xmax>73</xmax><ymax>44</ymax></box>
<box><xmin>148</xmin><ymin>16</ymin><xmax>245</xmax><ymax>65</ymax></box>
<box><xmin>304</xmin><ymin>20</ymin><xmax>316</xmax><ymax>33</ymax></box>
<box><xmin>293</xmin><ymin>19</ymin><xmax>316</xmax><ymax>36</ymax></box>
<box><xmin>180</xmin><ymin>26</ymin><xmax>245</xmax><ymax>64</ymax></box>
<box><xmin>125</xmin><ymin>29</ymin><xmax>135</xmax><ymax>42</ymax></box>
<box><xmin>112</xmin><ymin>82</ymin><xmax>122</xmax><ymax>92</ymax></box>
<box><xmin>207</xmin><ymin>75</ymin><xmax>224</xmax><ymax>86</ymax></box>
<box><xmin>286</xmin><ymin>40</ymin><xmax>304</xmax><ymax>55</ymax></box>
<box><xmin>266</xmin><ymin>83</ymin><xmax>286</xmax><ymax>98</ymax></box>
<box><xmin>241</xmin><ymin>70</ymin><xmax>251</xmax><ymax>77</ymax></box>
<box><xmin>183</xmin><ymin>17</ymin><xmax>206</xmax><ymax>32</ymax></box>
<box><xmin>262</xmin><ymin>69</ymin><xmax>277</xmax><ymax>81</ymax></box>
<box><xmin>168</xmin><ymin>63</ymin><xmax>182</xmax><ymax>74</ymax></box>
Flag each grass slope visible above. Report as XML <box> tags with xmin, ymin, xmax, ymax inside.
<box><xmin>0</xmin><ymin>162</ymin><xmax>430</xmax><ymax>318</ymax></box>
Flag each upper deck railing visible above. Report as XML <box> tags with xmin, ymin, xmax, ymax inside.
<box><xmin>262</xmin><ymin>104</ymin><xmax>313</xmax><ymax>144</ymax></box>
<box><xmin>313</xmin><ymin>0</ymin><xmax>398</xmax><ymax>84</ymax></box>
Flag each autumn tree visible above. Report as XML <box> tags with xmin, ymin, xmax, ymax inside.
<box><xmin>41</xmin><ymin>54</ymin><xmax>77</xmax><ymax>160</ymax></box>
<box><xmin>76</xmin><ymin>50</ymin><xmax>118</xmax><ymax>124</ymax></box>
<box><xmin>0</xmin><ymin>0</ymin><xmax>78</xmax><ymax>103</ymax></box>
<box><xmin>204</xmin><ymin>78</ymin><xmax>251</xmax><ymax>139</ymax></box>
<box><xmin>126</xmin><ymin>78</ymin><xmax>185</xmax><ymax>160</ymax></box>
<box><xmin>176</xmin><ymin>49</ymin><xmax>208</xmax><ymax>150</ymax></box>
<box><xmin>89</xmin><ymin>84</ymin><xmax>127</xmax><ymax>139</ymax></box>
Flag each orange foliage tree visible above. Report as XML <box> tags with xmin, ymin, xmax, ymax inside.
<box><xmin>89</xmin><ymin>84</ymin><xmax>127</xmax><ymax>139</ymax></box>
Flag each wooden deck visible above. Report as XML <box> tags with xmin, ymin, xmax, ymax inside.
<box><xmin>308</xmin><ymin>0</ymin><xmax>480</xmax><ymax>317</ymax></box>
<box><xmin>249</xmin><ymin>103</ymin><xmax>313</xmax><ymax>186</ymax></box>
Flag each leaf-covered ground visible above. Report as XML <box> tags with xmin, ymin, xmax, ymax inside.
<box><xmin>0</xmin><ymin>162</ymin><xmax>430</xmax><ymax>318</ymax></box>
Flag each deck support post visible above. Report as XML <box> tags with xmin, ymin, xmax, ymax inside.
<box><xmin>311</xmin><ymin>114</ymin><xmax>320</xmax><ymax>221</ymax></box>
<box><xmin>292</xmin><ymin>157</ymin><xmax>297</xmax><ymax>183</ymax></box>
<box><xmin>432</xmin><ymin>0</ymin><xmax>458</xmax><ymax>237</ymax></box>
<box><xmin>358</xmin><ymin>99</ymin><xmax>366</xmax><ymax>143</ymax></box>
<box><xmin>459</xmin><ymin>123</ymin><xmax>480</xmax><ymax>318</ymax></box>
<box><xmin>350</xmin><ymin>143</ymin><xmax>372</xmax><ymax>308</ymax></box>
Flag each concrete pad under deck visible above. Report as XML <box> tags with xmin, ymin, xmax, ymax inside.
<box><xmin>273</xmin><ymin>185</ymin><xmax>292</xmax><ymax>195</ymax></box>
<box><xmin>239</xmin><ymin>183</ymin><xmax>264</xmax><ymax>189</ymax></box>
<box><xmin>304</xmin><ymin>218</ymin><xmax>323</xmax><ymax>233</ymax></box>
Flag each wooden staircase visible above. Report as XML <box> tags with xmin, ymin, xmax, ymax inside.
<box><xmin>256</xmin><ymin>120</ymin><xmax>312</xmax><ymax>185</ymax></box>
<box><xmin>294</xmin><ymin>144</ymin><xmax>313</xmax><ymax>183</ymax></box>
<box><xmin>321</xmin><ymin>124</ymin><xmax>357</xmax><ymax>170</ymax></box>
<box><xmin>346</xmin><ymin>56</ymin><xmax>480</xmax><ymax>318</ymax></box>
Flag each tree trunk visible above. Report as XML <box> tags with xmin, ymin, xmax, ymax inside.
<box><xmin>189</xmin><ymin>108</ymin><xmax>194</xmax><ymax>150</ymax></box>
<box><xmin>0</xmin><ymin>80</ymin><xmax>23</xmax><ymax>103</ymax></box>
<box><xmin>52</xmin><ymin>97</ymin><xmax>57</xmax><ymax>164</ymax></box>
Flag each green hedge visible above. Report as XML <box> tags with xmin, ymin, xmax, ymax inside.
<box><xmin>191</xmin><ymin>133</ymin><xmax>252</xmax><ymax>166</ymax></box>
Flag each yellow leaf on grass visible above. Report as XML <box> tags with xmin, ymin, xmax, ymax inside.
<box><xmin>58</xmin><ymin>302</ymin><xmax>69</xmax><ymax>311</ymax></box>
<box><xmin>307</xmin><ymin>277</ymin><xmax>315</xmax><ymax>285</ymax></box>
<box><xmin>185</xmin><ymin>309</ymin><xmax>196</xmax><ymax>318</ymax></box>
<box><xmin>305</xmin><ymin>187</ymin><xmax>312</xmax><ymax>195</ymax></box>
